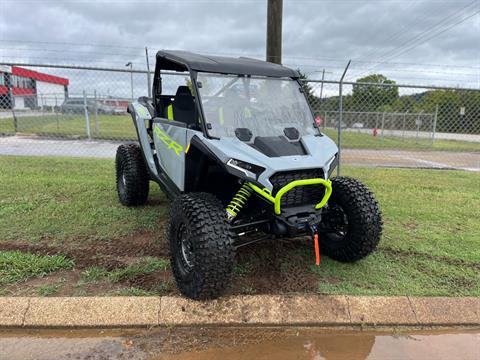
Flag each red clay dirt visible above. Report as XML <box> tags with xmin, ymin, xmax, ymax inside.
<box><xmin>0</xmin><ymin>232</ymin><xmax>323</xmax><ymax>296</ymax></box>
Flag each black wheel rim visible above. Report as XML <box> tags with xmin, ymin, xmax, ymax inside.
<box><xmin>177</xmin><ymin>222</ymin><xmax>193</xmax><ymax>271</ymax></box>
<box><xmin>321</xmin><ymin>203</ymin><xmax>349</xmax><ymax>242</ymax></box>
<box><xmin>117</xmin><ymin>165</ymin><xmax>126</xmax><ymax>194</ymax></box>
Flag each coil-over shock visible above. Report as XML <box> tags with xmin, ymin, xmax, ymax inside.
<box><xmin>226</xmin><ymin>182</ymin><xmax>253</xmax><ymax>221</ymax></box>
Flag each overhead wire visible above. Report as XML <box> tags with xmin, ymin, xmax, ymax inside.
<box><xmin>348</xmin><ymin>1</ymin><xmax>479</xmax><ymax>79</ymax></box>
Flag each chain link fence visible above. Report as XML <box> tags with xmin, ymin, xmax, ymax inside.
<box><xmin>0</xmin><ymin>63</ymin><xmax>479</xmax><ymax>170</ymax></box>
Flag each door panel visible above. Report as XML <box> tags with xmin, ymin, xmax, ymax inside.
<box><xmin>153</xmin><ymin>119</ymin><xmax>187</xmax><ymax>191</ymax></box>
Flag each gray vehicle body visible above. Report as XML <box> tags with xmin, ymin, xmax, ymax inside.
<box><xmin>129</xmin><ymin>50</ymin><xmax>337</xmax><ymax>192</ymax></box>
<box><xmin>118</xmin><ymin>51</ymin><xmax>382</xmax><ymax>300</ymax></box>
<box><xmin>130</xmin><ymin>101</ymin><xmax>338</xmax><ymax>193</ymax></box>
<box><xmin>128</xmin><ymin>50</ymin><xmax>339</xmax><ymax>237</ymax></box>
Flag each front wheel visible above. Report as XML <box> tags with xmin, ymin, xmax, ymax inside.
<box><xmin>319</xmin><ymin>177</ymin><xmax>382</xmax><ymax>262</ymax></box>
<box><xmin>168</xmin><ymin>193</ymin><xmax>235</xmax><ymax>300</ymax></box>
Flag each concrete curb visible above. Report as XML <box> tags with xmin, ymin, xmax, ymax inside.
<box><xmin>0</xmin><ymin>295</ymin><xmax>479</xmax><ymax>328</ymax></box>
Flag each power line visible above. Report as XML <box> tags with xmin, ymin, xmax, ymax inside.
<box><xmin>349</xmin><ymin>1</ymin><xmax>479</xmax><ymax>79</ymax></box>
<box><xmin>382</xmin><ymin>11</ymin><xmax>480</xmax><ymax>60</ymax></box>
<box><xmin>374</xmin><ymin>1</ymin><xmax>477</xmax><ymax>60</ymax></box>
<box><xmin>0</xmin><ymin>55</ymin><xmax>140</xmax><ymax>65</ymax></box>
<box><xmin>2</xmin><ymin>41</ymin><xmax>478</xmax><ymax>70</ymax></box>
<box><xmin>0</xmin><ymin>39</ymin><xmax>143</xmax><ymax>50</ymax></box>
<box><xmin>0</xmin><ymin>46</ymin><xmax>141</xmax><ymax>57</ymax></box>
<box><xmin>355</xmin><ymin>10</ymin><xmax>480</xmax><ymax>78</ymax></box>
<box><xmin>358</xmin><ymin>1</ymin><xmax>447</xmax><ymax>62</ymax></box>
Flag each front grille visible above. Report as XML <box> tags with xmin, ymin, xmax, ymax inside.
<box><xmin>270</xmin><ymin>168</ymin><xmax>325</xmax><ymax>208</ymax></box>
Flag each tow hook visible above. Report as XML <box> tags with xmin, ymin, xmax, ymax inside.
<box><xmin>310</xmin><ymin>223</ymin><xmax>320</xmax><ymax>266</ymax></box>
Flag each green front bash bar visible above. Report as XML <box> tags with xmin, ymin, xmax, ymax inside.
<box><xmin>248</xmin><ymin>179</ymin><xmax>333</xmax><ymax>215</ymax></box>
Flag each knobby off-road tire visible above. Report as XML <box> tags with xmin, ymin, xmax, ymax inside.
<box><xmin>115</xmin><ymin>143</ymin><xmax>149</xmax><ymax>206</ymax></box>
<box><xmin>320</xmin><ymin>176</ymin><xmax>382</xmax><ymax>262</ymax></box>
<box><xmin>168</xmin><ymin>192</ymin><xmax>235</xmax><ymax>300</ymax></box>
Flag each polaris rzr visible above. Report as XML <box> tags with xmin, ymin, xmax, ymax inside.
<box><xmin>116</xmin><ymin>50</ymin><xmax>382</xmax><ymax>300</ymax></box>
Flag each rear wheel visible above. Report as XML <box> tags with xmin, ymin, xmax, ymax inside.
<box><xmin>115</xmin><ymin>143</ymin><xmax>149</xmax><ymax>206</ymax></box>
<box><xmin>168</xmin><ymin>192</ymin><xmax>235</xmax><ymax>300</ymax></box>
<box><xmin>319</xmin><ymin>177</ymin><xmax>382</xmax><ymax>262</ymax></box>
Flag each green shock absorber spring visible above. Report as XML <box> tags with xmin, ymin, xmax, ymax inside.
<box><xmin>226</xmin><ymin>183</ymin><xmax>253</xmax><ymax>221</ymax></box>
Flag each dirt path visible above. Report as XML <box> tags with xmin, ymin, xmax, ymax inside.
<box><xmin>0</xmin><ymin>234</ymin><xmax>325</xmax><ymax>296</ymax></box>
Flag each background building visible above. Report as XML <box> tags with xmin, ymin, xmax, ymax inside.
<box><xmin>0</xmin><ymin>65</ymin><xmax>69</xmax><ymax>110</ymax></box>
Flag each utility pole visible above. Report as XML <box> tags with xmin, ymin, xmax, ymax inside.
<box><xmin>126</xmin><ymin>62</ymin><xmax>133</xmax><ymax>100</ymax></box>
<box><xmin>266</xmin><ymin>0</ymin><xmax>283</xmax><ymax>64</ymax></box>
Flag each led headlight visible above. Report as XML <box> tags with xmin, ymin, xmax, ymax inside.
<box><xmin>227</xmin><ymin>158</ymin><xmax>265</xmax><ymax>179</ymax></box>
<box><xmin>326</xmin><ymin>153</ymin><xmax>338</xmax><ymax>178</ymax></box>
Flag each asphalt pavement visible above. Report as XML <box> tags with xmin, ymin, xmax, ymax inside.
<box><xmin>1</xmin><ymin>135</ymin><xmax>479</xmax><ymax>171</ymax></box>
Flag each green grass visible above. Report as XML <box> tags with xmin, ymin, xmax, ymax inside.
<box><xmin>112</xmin><ymin>287</ymin><xmax>159</xmax><ymax>296</ymax></box>
<box><xmin>0</xmin><ymin>155</ymin><xmax>479</xmax><ymax>296</ymax></box>
<box><xmin>1</xmin><ymin>113</ymin><xmax>478</xmax><ymax>152</ymax></box>
<box><xmin>310</xmin><ymin>166</ymin><xmax>480</xmax><ymax>296</ymax></box>
<box><xmin>0</xmin><ymin>156</ymin><xmax>167</xmax><ymax>243</ymax></box>
<box><xmin>107</xmin><ymin>257</ymin><xmax>169</xmax><ymax>283</ymax></box>
<box><xmin>0</xmin><ymin>114</ymin><xmax>136</xmax><ymax>140</ymax></box>
<box><xmin>322</xmin><ymin>129</ymin><xmax>480</xmax><ymax>152</ymax></box>
<box><xmin>80</xmin><ymin>258</ymin><xmax>169</xmax><ymax>292</ymax></box>
<box><xmin>37</xmin><ymin>284</ymin><xmax>61</xmax><ymax>296</ymax></box>
<box><xmin>81</xmin><ymin>266</ymin><xmax>110</xmax><ymax>282</ymax></box>
<box><xmin>0</xmin><ymin>251</ymin><xmax>74</xmax><ymax>285</ymax></box>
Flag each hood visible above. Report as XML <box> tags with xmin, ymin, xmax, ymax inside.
<box><xmin>200</xmin><ymin>134</ymin><xmax>338</xmax><ymax>191</ymax></box>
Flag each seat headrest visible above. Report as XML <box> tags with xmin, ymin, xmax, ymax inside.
<box><xmin>176</xmin><ymin>86</ymin><xmax>192</xmax><ymax>97</ymax></box>
<box><xmin>173</xmin><ymin>86</ymin><xmax>194</xmax><ymax>111</ymax></box>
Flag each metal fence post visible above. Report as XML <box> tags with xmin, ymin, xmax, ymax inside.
<box><xmin>431</xmin><ymin>105</ymin><xmax>438</xmax><ymax>144</ymax></box>
<box><xmin>83</xmin><ymin>90</ymin><xmax>91</xmax><ymax>140</ymax></box>
<box><xmin>94</xmin><ymin>89</ymin><xmax>99</xmax><ymax>137</ymax></box>
<box><xmin>146</xmin><ymin>47</ymin><xmax>152</xmax><ymax>98</ymax></box>
<box><xmin>7</xmin><ymin>74</ymin><xmax>18</xmax><ymax>133</ymax></box>
<box><xmin>337</xmin><ymin>60</ymin><xmax>351</xmax><ymax>177</ymax></box>
<box><xmin>55</xmin><ymin>95</ymin><xmax>59</xmax><ymax>131</ymax></box>
<box><xmin>381</xmin><ymin>112</ymin><xmax>385</xmax><ymax>138</ymax></box>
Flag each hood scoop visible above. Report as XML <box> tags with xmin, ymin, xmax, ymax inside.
<box><xmin>250</xmin><ymin>136</ymin><xmax>307</xmax><ymax>158</ymax></box>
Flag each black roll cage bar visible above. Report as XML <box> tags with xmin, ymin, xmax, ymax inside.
<box><xmin>152</xmin><ymin>53</ymin><xmax>316</xmax><ymax>140</ymax></box>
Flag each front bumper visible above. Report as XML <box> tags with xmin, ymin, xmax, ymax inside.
<box><xmin>248</xmin><ymin>178</ymin><xmax>332</xmax><ymax>215</ymax></box>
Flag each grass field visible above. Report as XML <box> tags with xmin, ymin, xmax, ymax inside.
<box><xmin>322</xmin><ymin>129</ymin><xmax>480</xmax><ymax>153</ymax></box>
<box><xmin>0</xmin><ymin>114</ymin><xmax>136</xmax><ymax>140</ymax></box>
<box><xmin>1</xmin><ymin>113</ymin><xmax>479</xmax><ymax>152</ymax></box>
<box><xmin>0</xmin><ymin>156</ymin><xmax>478</xmax><ymax>297</ymax></box>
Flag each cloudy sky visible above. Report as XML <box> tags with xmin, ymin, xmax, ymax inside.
<box><xmin>0</xmin><ymin>0</ymin><xmax>479</xmax><ymax>88</ymax></box>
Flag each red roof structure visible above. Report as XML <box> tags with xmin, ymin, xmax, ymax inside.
<box><xmin>12</xmin><ymin>66</ymin><xmax>69</xmax><ymax>86</ymax></box>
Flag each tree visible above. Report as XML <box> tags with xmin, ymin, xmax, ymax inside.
<box><xmin>352</xmin><ymin>74</ymin><xmax>399</xmax><ymax>112</ymax></box>
<box><xmin>297</xmin><ymin>69</ymin><xmax>318</xmax><ymax>106</ymax></box>
<box><xmin>417</xmin><ymin>90</ymin><xmax>480</xmax><ymax>134</ymax></box>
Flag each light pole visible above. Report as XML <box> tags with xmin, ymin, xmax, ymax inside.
<box><xmin>126</xmin><ymin>62</ymin><xmax>133</xmax><ymax>100</ymax></box>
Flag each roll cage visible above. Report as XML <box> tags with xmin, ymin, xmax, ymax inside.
<box><xmin>152</xmin><ymin>50</ymin><xmax>305</xmax><ymax>140</ymax></box>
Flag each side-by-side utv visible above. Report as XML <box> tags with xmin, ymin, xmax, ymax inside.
<box><xmin>116</xmin><ymin>50</ymin><xmax>382</xmax><ymax>299</ymax></box>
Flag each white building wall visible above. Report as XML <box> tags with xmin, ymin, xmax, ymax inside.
<box><xmin>36</xmin><ymin>81</ymin><xmax>66</xmax><ymax>107</ymax></box>
<box><xmin>14</xmin><ymin>96</ymin><xmax>25</xmax><ymax>109</ymax></box>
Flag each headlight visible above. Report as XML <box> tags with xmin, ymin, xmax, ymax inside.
<box><xmin>227</xmin><ymin>159</ymin><xmax>265</xmax><ymax>179</ymax></box>
<box><xmin>326</xmin><ymin>154</ymin><xmax>338</xmax><ymax>178</ymax></box>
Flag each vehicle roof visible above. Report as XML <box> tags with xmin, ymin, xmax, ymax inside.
<box><xmin>156</xmin><ymin>50</ymin><xmax>299</xmax><ymax>78</ymax></box>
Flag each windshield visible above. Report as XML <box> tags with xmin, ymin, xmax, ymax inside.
<box><xmin>197</xmin><ymin>73</ymin><xmax>316</xmax><ymax>139</ymax></box>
